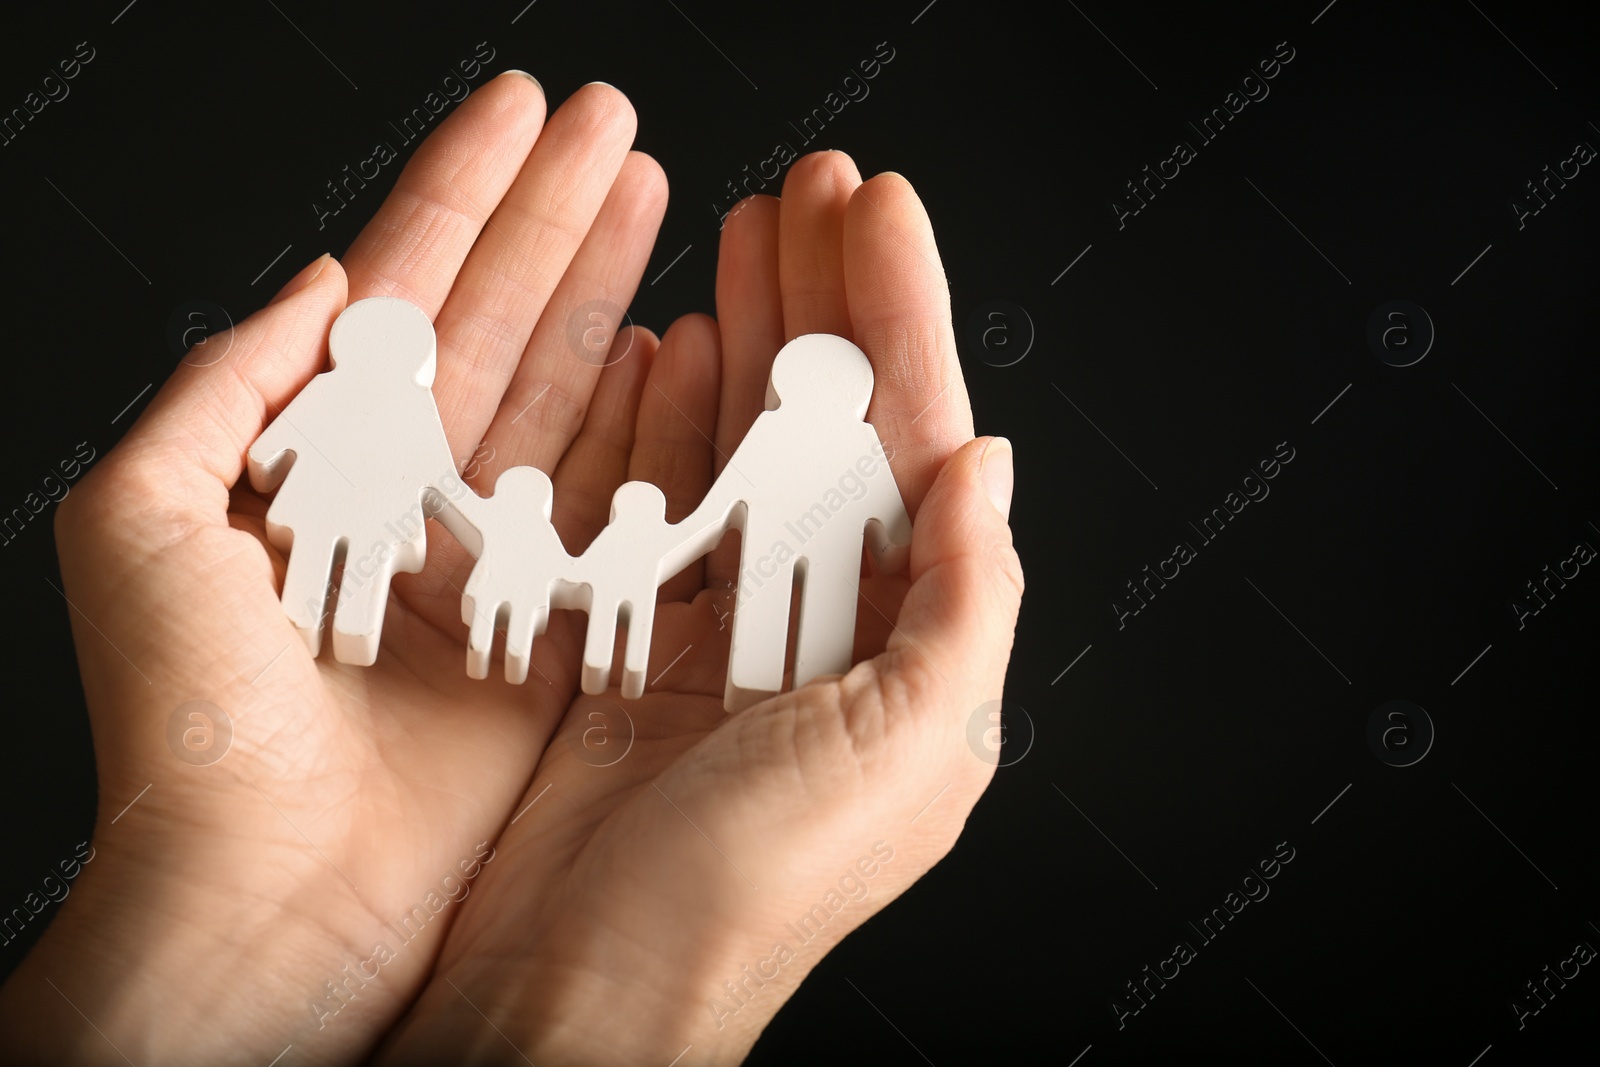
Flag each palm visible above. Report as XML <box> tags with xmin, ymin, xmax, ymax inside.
<box><xmin>415</xmin><ymin>557</ymin><xmax>907</xmax><ymax>914</ymax></box>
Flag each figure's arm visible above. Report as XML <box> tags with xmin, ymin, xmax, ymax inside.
<box><xmin>431</xmin><ymin>483</ymin><xmax>487</xmax><ymax>558</ymax></box>
<box><xmin>862</xmin><ymin>434</ymin><xmax>912</xmax><ymax>576</ymax></box>
<box><xmin>660</xmin><ymin>494</ymin><xmax>741</xmax><ymax>580</ymax></box>
<box><xmin>657</xmin><ymin>446</ymin><xmax>758</xmax><ymax>580</ymax></box>
<box><xmin>246</xmin><ymin>394</ymin><xmax>315</xmax><ymax>493</ymax></box>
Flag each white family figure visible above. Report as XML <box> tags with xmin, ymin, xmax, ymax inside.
<box><xmin>571</xmin><ymin>480</ymin><xmax>703</xmax><ymax>700</ymax></box>
<box><xmin>248</xmin><ymin>296</ymin><xmax>457</xmax><ymax>664</ymax></box>
<box><xmin>454</xmin><ymin>476</ymin><xmax>714</xmax><ymax>697</ymax></box>
<box><xmin>443</xmin><ymin>334</ymin><xmax>908</xmax><ymax>709</ymax></box>
<box><xmin>251</xmin><ymin>296</ymin><xmax>911</xmax><ymax>713</ymax></box>
<box><xmin>452</xmin><ymin>465</ymin><xmax>573</xmax><ymax>685</ymax></box>
<box><xmin>676</xmin><ymin>333</ymin><xmax>912</xmax><ymax>711</ymax></box>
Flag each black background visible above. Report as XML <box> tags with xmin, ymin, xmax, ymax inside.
<box><xmin>2</xmin><ymin>1</ymin><xmax>1597</xmax><ymax>1063</ymax></box>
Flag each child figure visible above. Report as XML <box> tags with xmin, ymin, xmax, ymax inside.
<box><xmin>454</xmin><ymin>465</ymin><xmax>575</xmax><ymax>684</ymax></box>
<box><xmin>570</xmin><ymin>481</ymin><xmax>709</xmax><ymax>700</ymax></box>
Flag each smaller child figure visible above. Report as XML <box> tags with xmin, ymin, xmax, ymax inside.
<box><xmin>456</xmin><ymin>465</ymin><xmax>575</xmax><ymax>684</ymax></box>
<box><xmin>571</xmin><ymin>481</ymin><xmax>707</xmax><ymax>700</ymax></box>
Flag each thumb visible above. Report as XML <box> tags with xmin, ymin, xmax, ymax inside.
<box><xmin>880</xmin><ymin>436</ymin><xmax>1023</xmax><ymax>714</ymax></box>
<box><xmin>103</xmin><ymin>253</ymin><xmax>350</xmax><ymax>521</ymax></box>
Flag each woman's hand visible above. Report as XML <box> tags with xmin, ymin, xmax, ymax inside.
<box><xmin>0</xmin><ymin>70</ymin><xmax>1022</xmax><ymax>1067</ymax></box>
<box><xmin>372</xmin><ymin>151</ymin><xmax>1022</xmax><ymax>1065</ymax></box>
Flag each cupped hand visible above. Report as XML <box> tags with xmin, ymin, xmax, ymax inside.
<box><xmin>372</xmin><ymin>150</ymin><xmax>1023</xmax><ymax>1064</ymax></box>
<box><xmin>0</xmin><ymin>71</ymin><xmax>1024</xmax><ymax>1067</ymax></box>
<box><xmin>2</xmin><ymin>72</ymin><xmax>667</xmax><ymax>1065</ymax></box>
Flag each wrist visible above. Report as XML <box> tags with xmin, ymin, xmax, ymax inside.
<box><xmin>0</xmin><ymin>827</ymin><xmax>384</xmax><ymax>1064</ymax></box>
<box><xmin>376</xmin><ymin>932</ymin><xmax>780</xmax><ymax>1065</ymax></box>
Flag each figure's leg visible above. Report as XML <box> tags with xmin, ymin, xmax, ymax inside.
<box><xmin>464</xmin><ymin>591</ymin><xmax>499</xmax><ymax>680</ymax></box>
<box><xmin>791</xmin><ymin>534</ymin><xmax>865</xmax><ymax>689</ymax></box>
<box><xmin>503</xmin><ymin>600</ymin><xmax>546</xmax><ymax>685</ymax></box>
<box><xmin>332</xmin><ymin>544</ymin><xmax>400</xmax><ymax>666</ymax></box>
<box><xmin>725</xmin><ymin>552</ymin><xmax>795</xmax><ymax>712</ymax></box>
<box><xmin>620</xmin><ymin>597</ymin><xmax>657</xmax><ymax>700</ymax></box>
<box><xmin>582</xmin><ymin>597</ymin><xmax>619</xmax><ymax>694</ymax></box>
<box><xmin>280</xmin><ymin>526</ymin><xmax>338</xmax><ymax>658</ymax></box>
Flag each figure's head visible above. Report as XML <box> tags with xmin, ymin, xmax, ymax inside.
<box><xmin>765</xmin><ymin>334</ymin><xmax>874</xmax><ymax>418</ymax></box>
<box><xmin>610</xmin><ymin>480</ymin><xmax>667</xmax><ymax>524</ymax></box>
<box><xmin>328</xmin><ymin>296</ymin><xmax>438</xmax><ymax>386</ymax></box>
<box><xmin>491</xmin><ymin>465</ymin><xmax>556</xmax><ymax>521</ymax></box>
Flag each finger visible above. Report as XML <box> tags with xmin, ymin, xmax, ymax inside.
<box><xmin>844</xmin><ymin>173</ymin><xmax>974</xmax><ymax>515</ymax></box>
<box><xmin>627</xmin><ymin>313</ymin><xmax>722</xmax><ymax>600</ymax></box>
<box><xmin>341</xmin><ymin>70</ymin><xmax>547</xmax><ymax>315</ymax></box>
<box><xmin>711</xmin><ymin>196</ymin><xmax>784</xmax><ymax>470</ymax></box>
<box><xmin>706</xmin><ymin>195</ymin><xmax>783</xmax><ymax>588</ymax></box>
<box><xmin>404</xmin><ymin>137</ymin><xmax>659</xmax><ymax>626</ymax></box>
<box><xmin>73</xmin><ymin>254</ymin><xmax>350</xmax><ymax>528</ymax></box>
<box><xmin>474</xmin><ymin>146</ymin><xmax>663</xmax><ymax>476</ymax></box>
<box><xmin>778</xmin><ymin>150</ymin><xmax>860</xmax><ymax>340</ymax></box>
<box><xmin>435</xmin><ymin>90</ymin><xmax>648</xmax><ymax>466</ymax></box>
<box><xmin>550</xmin><ymin>325</ymin><xmax>659</xmax><ymax>551</ymax></box>
<box><xmin>879</xmin><ymin>436</ymin><xmax>1020</xmax><ymax>719</ymax></box>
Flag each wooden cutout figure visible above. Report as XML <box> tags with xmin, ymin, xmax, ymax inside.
<box><xmin>674</xmin><ymin>333</ymin><xmax>912</xmax><ymax>711</ymax></box>
<box><xmin>452</xmin><ymin>465</ymin><xmax>575</xmax><ymax>685</ymax></box>
<box><xmin>570</xmin><ymin>480</ymin><xmax>701</xmax><ymax>700</ymax></box>
<box><xmin>248</xmin><ymin>298</ymin><xmax>910</xmax><ymax>713</ymax></box>
<box><xmin>445</xmin><ymin>334</ymin><xmax>908</xmax><ymax>709</ymax></box>
<box><xmin>451</xmin><ymin>475</ymin><xmax>712</xmax><ymax>697</ymax></box>
<box><xmin>248</xmin><ymin>296</ymin><xmax>456</xmax><ymax>664</ymax></box>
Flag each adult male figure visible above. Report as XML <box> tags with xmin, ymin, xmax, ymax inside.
<box><xmin>681</xmin><ymin>333</ymin><xmax>911</xmax><ymax>711</ymax></box>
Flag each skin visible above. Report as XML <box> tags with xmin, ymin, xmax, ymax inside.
<box><xmin>0</xmin><ymin>71</ymin><xmax>1023</xmax><ymax>1065</ymax></box>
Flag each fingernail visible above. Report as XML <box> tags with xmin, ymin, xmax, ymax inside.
<box><xmin>269</xmin><ymin>253</ymin><xmax>329</xmax><ymax>306</ymax></box>
<box><xmin>980</xmin><ymin>437</ymin><xmax>1013</xmax><ymax>521</ymax></box>
<box><xmin>501</xmin><ymin>69</ymin><xmax>543</xmax><ymax>94</ymax></box>
<box><xmin>582</xmin><ymin>80</ymin><xmax>616</xmax><ymax>90</ymax></box>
